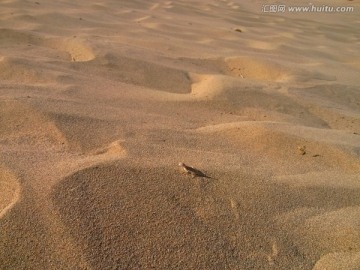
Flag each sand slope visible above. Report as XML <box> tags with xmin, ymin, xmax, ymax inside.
<box><xmin>0</xmin><ymin>166</ymin><xmax>20</xmax><ymax>219</ymax></box>
<box><xmin>0</xmin><ymin>0</ymin><xmax>359</xmax><ymax>269</ymax></box>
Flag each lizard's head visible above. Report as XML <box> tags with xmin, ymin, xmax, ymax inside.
<box><xmin>178</xmin><ymin>162</ymin><xmax>184</xmax><ymax>167</ymax></box>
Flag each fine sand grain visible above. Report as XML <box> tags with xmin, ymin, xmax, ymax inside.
<box><xmin>0</xmin><ymin>166</ymin><xmax>20</xmax><ymax>218</ymax></box>
<box><xmin>0</xmin><ymin>0</ymin><xmax>359</xmax><ymax>269</ymax></box>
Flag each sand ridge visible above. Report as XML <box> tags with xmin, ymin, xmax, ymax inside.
<box><xmin>0</xmin><ymin>0</ymin><xmax>359</xmax><ymax>269</ymax></box>
<box><xmin>0</xmin><ymin>165</ymin><xmax>20</xmax><ymax>219</ymax></box>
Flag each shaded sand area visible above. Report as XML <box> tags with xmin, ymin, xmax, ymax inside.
<box><xmin>0</xmin><ymin>0</ymin><xmax>360</xmax><ymax>269</ymax></box>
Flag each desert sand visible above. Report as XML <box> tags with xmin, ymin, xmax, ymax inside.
<box><xmin>0</xmin><ymin>0</ymin><xmax>359</xmax><ymax>269</ymax></box>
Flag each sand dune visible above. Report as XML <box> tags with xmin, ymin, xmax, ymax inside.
<box><xmin>0</xmin><ymin>0</ymin><xmax>359</xmax><ymax>269</ymax></box>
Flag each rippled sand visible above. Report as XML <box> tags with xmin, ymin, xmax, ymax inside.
<box><xmin>0</xmin><ymin>0</ymin><xmax>359</xmax><ymax>269</ymax></box>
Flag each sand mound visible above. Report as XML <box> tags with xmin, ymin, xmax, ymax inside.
<box><xmin>189</xmin><ymin>73</ymin><xmax>242</xmax><ymax>99</ymax></box>
<box><xmin>224</xmin><ymin>56</ymin><xmax>291</xmax><ymax>82</ymax></box>
<box><xmin>91</xmin><ymin>140</ymin><xmax>127</xmax><ymax>158</ymax></box>
<box><xmin>52</xmin><ymin>163</ymin><xmax>242</xmax><ymax>269</ymax></box>
<box><xmin>196</xmin><ymin>121</ymin><xmax>360</xmax><ymax>173</ymax></box>
<box><xmin>52</xmin><ymin>162</ymin><xmax>320</xmax><ymax>269</ymax></box>
<box><xmin>0</xmin><ymin>100</ymin><xmax>67</xmax><ymax>147</ymax></box>
<box><xmin>0</xmin><ymin>166</ymin><xmax>20</xmax><ymax>218</ymax></box>
<box><xmin>188</xmin><ymin>74</ymin><xmax>330</xmax><ymax>127</ymax></box>
<box><xmin>304</xmin><ymin>207</ymin><xmax>360</xmax><ymax>252</ymax></box>
<box><xmin>51</xmin><ymin>161</ymin><xmax>360</xmax><ymax>269</ymax></box>
<box><xmin>45</xmin><ymin>37</ymin><xmax>96</xmax><ymax>62</ymax></box>
<box><xmin>246</xmin><ymin>40</ymin><xmax>280</xmax><ymax>50</ymax></box>
<box><xmin>313</xmin><ymin>252</ymin><xmax>360</xmax><ymax>270</ymax></box>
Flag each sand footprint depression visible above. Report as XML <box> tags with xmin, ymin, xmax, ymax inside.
<box><xmin>0</xmin><ymin>100</ymin><xmax>67</xmax><ymax>147</ymax></box>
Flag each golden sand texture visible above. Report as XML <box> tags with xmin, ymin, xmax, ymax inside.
<box><xmin>0</xmin><ymin>0</ymin><xmax>359</xmax><ymax>269</ymax></box>
<box><xmin>0</xmin><ymin>166</ymin><xmax>20</xmax><ymax>219</ymax></box>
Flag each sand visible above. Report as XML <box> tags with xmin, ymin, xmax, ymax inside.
<box><xmin>0</xmin><ymin>0</ymin><xmax>359</xmax><ymax>269</ymax></box>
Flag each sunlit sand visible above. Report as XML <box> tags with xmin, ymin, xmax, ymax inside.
<box><xmin>1</xmin><ymin>0</ymin><xmax>359</xmax><ymax>269</ymax></box>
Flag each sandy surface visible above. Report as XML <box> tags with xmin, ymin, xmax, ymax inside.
<box><xmin>0</xmin><ymin>0</ymin><xmax>359</xmax><ymax>269</ymax></box>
